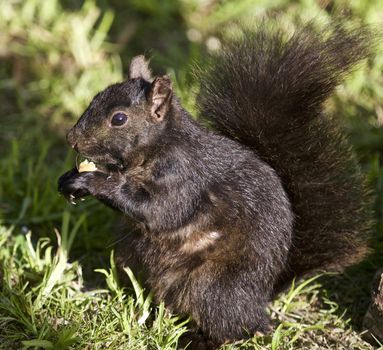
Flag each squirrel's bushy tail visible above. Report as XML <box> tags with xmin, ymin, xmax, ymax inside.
<box><xmin>197</xmin><ymin>20</ymin><xmax>375</xmax><ymax>287</ymax></box>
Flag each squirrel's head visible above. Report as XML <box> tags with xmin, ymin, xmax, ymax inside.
<box><xmin>66</xmin><ymin>55</ymin><xmax>173</xmax><ymax>171</ymax></box>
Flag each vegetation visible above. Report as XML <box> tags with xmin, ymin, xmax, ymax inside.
<box><xmin>0</xmin><ymin>0</ymin><xmax>382</xmax><ymax>348</ymax></box>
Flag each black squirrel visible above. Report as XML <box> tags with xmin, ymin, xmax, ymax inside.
<box><xmin>58</xmin><ymin>20</ymin><xmax>374</xmax><ymax>348</ymax></box>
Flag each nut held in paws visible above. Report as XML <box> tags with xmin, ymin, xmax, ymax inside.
<box><xmin>78</xmin><ymin>159</ymin><xmax>97</xmax><ymax>173</ymax></box>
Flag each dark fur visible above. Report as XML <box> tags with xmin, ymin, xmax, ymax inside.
<box><xmin>58</xmin><ymin>21</ymin><xmax>374</xmax><ymax>348</ymax></box>
<box><xmin>196</xmin><ymin>21</ymin><xmax>375</xmax><ymax>288</ymax></box>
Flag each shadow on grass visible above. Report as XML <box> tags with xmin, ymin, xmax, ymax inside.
<box><xmin>319</xmin><ymin>247</ymin><xmax>383</xmax><ymax>347</ymax></box>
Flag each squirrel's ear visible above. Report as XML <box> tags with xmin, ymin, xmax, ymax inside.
<box><xmin>129</xmin><ymin>55</ymin><xmax>153</xmax><ymax>81</ymax></box>
<box><xmin>148</xmin><ymin>75</ymin><xmax>173</xmax><ymax>122</ymax></box>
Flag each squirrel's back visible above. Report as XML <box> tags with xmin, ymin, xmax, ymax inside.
<box><xmin>197</xmin><ymin>20</ymin><xmax>375</xmax><ymax>288</ymax></box>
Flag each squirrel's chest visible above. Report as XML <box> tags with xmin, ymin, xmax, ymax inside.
<box><xmin>137</xmin><ymin>227</ymin><xmax>224</xmax><ymax>308</ymax></box>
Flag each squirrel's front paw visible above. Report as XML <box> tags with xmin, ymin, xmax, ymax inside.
<box><xmin>58</xmin><ymin>168</ymin><xmax>98</xmax><ymax>203</ymax></box>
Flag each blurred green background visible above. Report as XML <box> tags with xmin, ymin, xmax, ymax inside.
<box><xmin>0</xmin><ymin>0</ymin><xmax>383</xmax><ymax>349</ymax></box>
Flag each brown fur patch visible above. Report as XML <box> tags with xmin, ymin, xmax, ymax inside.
<box><xmin>180</xmin><ymin>231</ymin><xmax>222</xmax><ymax>253</ymax></box>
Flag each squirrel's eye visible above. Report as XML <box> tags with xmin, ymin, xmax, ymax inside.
<box><xmin>111</xmin><ymin>112</ymin><xmax>128</xmax><ymax>126</ymax></box>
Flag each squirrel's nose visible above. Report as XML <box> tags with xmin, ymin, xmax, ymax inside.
<box><xmin>66</xmin><ymin>127</ymin><xmax>97</xmax><ymax>153</ymax></box>
<box><xmin>66</xmin><ymin>128</ymin><xmax>79</xmax><ymax>150</ymax></box>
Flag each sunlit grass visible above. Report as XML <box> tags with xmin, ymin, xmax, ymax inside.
<box><xmin>0</xmin><ymin>226</ymin><xmax>188</xmax><ymax>350</ymax></box>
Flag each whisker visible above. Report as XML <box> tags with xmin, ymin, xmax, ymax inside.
<box><xmin>106</xmin><ymin>228</ymin><xmax>140</xmax><ymax>249</ymax></box>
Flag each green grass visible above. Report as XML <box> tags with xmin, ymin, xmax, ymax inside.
<box><xmin>0</xmin><ymin>226</ymin><xmax>187</xmax><ymax>349</ymax></box>
<box><xmin>1</xmin><ymin>227</ymin><xmax>380</xmax><ymax>350</ymax></box>
<box><xmin>0</xmin><ymin>0</ymin><xmax>383</xmax><ymax>349</ymax></box>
